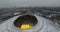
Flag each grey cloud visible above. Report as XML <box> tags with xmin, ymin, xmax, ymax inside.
<box><xmin>0</xmin><ymin>0</ymin><xmax>60</xmax><ymax>8</ymax></box>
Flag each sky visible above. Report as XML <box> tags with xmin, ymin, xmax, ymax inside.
<box><xmin>0</xmin><ymin>0</ymin><xmax>60</xmax><ymax>8</ymax></box>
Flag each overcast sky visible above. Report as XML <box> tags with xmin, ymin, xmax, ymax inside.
<box><xmin>0</xmin><ymin>0</ymin><xmax>60</xmax><ymax>8</ymax></box>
